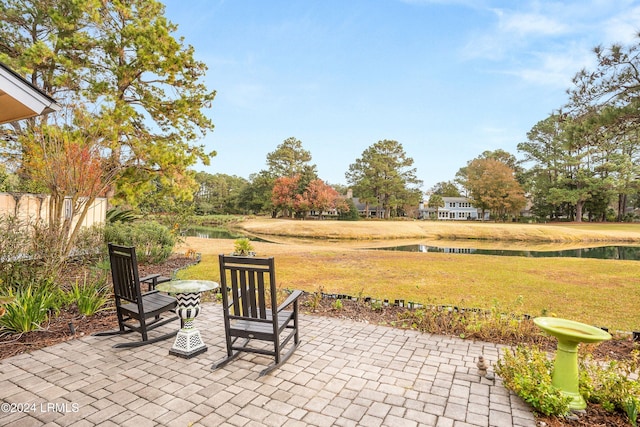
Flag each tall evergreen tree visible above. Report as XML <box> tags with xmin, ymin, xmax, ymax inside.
<box><xmin>346</xmin><ymin>140</ymin><xmax>422</xmax><ymax>219</ymax></box>
<box><xmin>0</xmin><ymin>0</ymin><xmax>216</xmax><ymax>207</ymax></box>
<box><xmin>518</xmin><ymin>115</ymin><xmax>568</xmax><ymax>220</ymax></box>
<box><xmin>429</xmin><ymin>181</ymin><xmax>461</xmax><ymax>197</ymax></box>
<box><xmin>565</xmin><ymin>37</ymin><xmax>640</xmax><ymax>220</ymax></box>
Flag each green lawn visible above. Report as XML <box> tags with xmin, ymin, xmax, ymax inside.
<box><xmin>177</xmin><ymin>219</ymin><xmax>640</xmax><ymax>332</ymax></box>
<box><xmin>179</xmin><ymin>236</ymin><xmax>640</xmax><ymax>332</ymax></box>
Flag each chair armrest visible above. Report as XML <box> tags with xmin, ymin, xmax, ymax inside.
<box><xmin>140</xmin><ymin>274</ymin><xmax>170</xmax><ymax>291</ymax></box>
<box><xmin>277</xmin><ymin>290</ymin><xmax>303</xmax><ymax>313</ymax></box>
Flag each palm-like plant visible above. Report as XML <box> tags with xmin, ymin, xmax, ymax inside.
<box><xmin>233</xmin><ymin>238</ymin><xmax>255</xmax><ymax>256</ymax></box>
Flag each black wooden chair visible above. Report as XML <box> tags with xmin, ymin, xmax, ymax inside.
<box><xmin>212</xmin><ymin>255</ymin><xmax>303</xmax><ymax>376</ymax></box>
<box><xmin>93</xmin><ymin>243</ymin><xmax>180</xmax><ymax>348</ymax></box>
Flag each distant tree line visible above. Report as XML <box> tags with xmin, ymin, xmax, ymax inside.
<box><xmin>426</xmin><ymin>38</ymin><xmax>640</xmax><ymax>222</ymax></box>
<box><xmin>193</xmin><ymin>37</ymin><xmax>640</xmax><ymax>222</ymax></box>
<box><xmin>517</xmin><ymin>40</ymin><xmax>640</xmax><ymax>222</ymax></box>
<box><xmin>3</xmin><ymin>0</ymin><xmax>639</xmax><ymax>224</ymax></box>
<box><xmin>192</xmin><ymin>137</ymin><xmax>421</xmax><ymax>219</ymax></box>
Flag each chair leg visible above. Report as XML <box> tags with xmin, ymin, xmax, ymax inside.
<box><xmin>211</xmin><ymin>338</ymin><xmax>247</xmax><ymax>370</ymax></box>
<box><xmin>259</xmin><ymin>337</ymin><xmax>301</xmax><ymax>377</ymax></box>
<box><xmin>93</xmin><ymin>314</ymin><xmax>179</xmax><ymax>346</ymax></box>
<box><xmin>140</xmin><ymin>317</ymin><xmax>148</xmax><ymax>342</ymax></box>
<box><xmin>117</xmin><ymin>309</ymin><xmax>126</xmax><ymax>332</ymax></box>
<box><xmin>92</xmin><ymin>329</ymin><xmax>135</xmax><ymax>337</ymax></box>
<box><xmin>93</xmin><ymin>310</ymin><xmax>132</xmax><ymax>337</ymax></box>
<box><xmin>211</xmin><ymin>350</ymin><xmax>243</xmax><ymax>370</ymax></box>
<box><xmin>113</xmin><ymin>330</ymin><xmax>178</xmax><ymax>348</ymax></box>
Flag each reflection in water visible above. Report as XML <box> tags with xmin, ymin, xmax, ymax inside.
<box><xmin>182</xmin><ymin>226</ymin><xmax>266</xmax><ymax>241</ymax></box>
<box><xmin>183</xmin><ymin>227</ymin><xmax>242</xmax><ymax>239</ymax></box>
<box><xmin>181</xmin><ymin>226</ymin><xmax>640</xmax><ymax>261</ymax></box>
<box><xmin>373</xmin><ymin>245</ymin><xmax>640</xmax><ymax>261</ymax></box>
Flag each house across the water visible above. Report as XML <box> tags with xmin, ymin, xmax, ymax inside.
<box><xmin>419</xmin><ymin>197</ymin><xmax>489</xmax><ymax>220</ymax></box>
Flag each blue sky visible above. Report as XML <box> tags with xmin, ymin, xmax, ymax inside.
<box><xmin>163</xmin><ymin>0</ymin><xmax>640</xmax><ymax>190</ymax></box>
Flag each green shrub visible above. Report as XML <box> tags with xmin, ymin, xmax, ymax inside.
<box><xmin>104</xmin><ymin>221</ymin><xmax>176</xmax><ymax>263</ymax></box>
<box><xmin>72</xmin><ymin>225</ymin><xmax>107</xmax><ymax>262</ymax></box>
<box><xmin>399</xmin><ymin>298</ymin><xmax>544</xmax><ymax>344</ymax></box>
<box><xmin>106</xmin><ymin>207</ymin><xmax>139</xmax><ymax>223</ymax></box>
<box><xmin>338</xmin><ymin>199</ymin><xmax>360</xmax><ymax>221</ymax></box>
<box><xmin>0</xmin><ymin>281</ymin><xmax>64</xmax><ymax>333</ymax></box>
<box><xmin>497</xmin><ymin>346</ymin><xmax>640</xmax><ymax>420</ymax></box>
<box><xmin>495</xmin><ymin>345</ymin><xmax>571</xmax><ymax>416</ymax></box>
<box><xmin>625</xmin><ymin>397</ymin><xmax>639</xmax><ymax>427</ymax></box>
<box><xmin>579</xmin><ymin>351</ymin><xmax>640</xmax><ymax>417</ymax></box>
<box><xmin>67</xmin><ymin>274</ymin><xmax>111</xmax><ymax>316</ymax></box>
<box><xmin>0</xmin><ymin>216</ymin><xmax>31</xmax><ymax>259</ymax></box>
<box><xmin>303</xmin><ymin>286</ymin><xmax>322</xmax><ymax>312</ymax></box>
<box><xmin>0</xmin><ymin>216</ymin><xmax>108</xmax><ymax>290</ymax></box>
<box><xmin>0</xmin><ymin>216</ymin><xmax>42</xmax><ymax>287</ymax></box>
<box><xmin>462</xmin><ymin>299</ymin><xmax>542</xmax><ymax>343</ymax></box>
<box><xmin>399</xmin><ymin>306</ymin><xmax>462</xmax><ymax>333</ymax></box>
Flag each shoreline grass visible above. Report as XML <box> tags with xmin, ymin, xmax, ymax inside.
<box><xmin>234</xmin><ymin>218</ymin><xmax>640</xmax><ymax>243</ymax></box>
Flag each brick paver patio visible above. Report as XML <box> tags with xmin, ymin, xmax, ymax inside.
<box><xmin>0</xmin><ymin>303</ymin><xmax>536</xmax><ymax>426</ymax></box>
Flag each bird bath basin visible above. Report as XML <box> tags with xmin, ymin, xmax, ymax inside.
<box><xmin>534</xmin><ymin>317</ymin><xmax>611</xmax><ymax>410</ymax></box>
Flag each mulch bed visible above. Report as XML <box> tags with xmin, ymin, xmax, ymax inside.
<box><xmin>0</xmin><ymin>255</ymin><xmax>637</xmax><ymax>426</ymax></box>
<box><xmin>0</xmin><ymin>254</ymin><xmax>193</xmax><ymax>360</ymax></box>
<box><xmin>540</xmin><ymin>405</ymin><xmax>632</xmax><ymax>427</ymax></box>
<box><xmin>0</xmin><ymin>309</ymin><xmax>118</xmax><ymax>360</ymax></box>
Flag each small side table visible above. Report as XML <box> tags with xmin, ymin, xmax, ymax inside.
<box><xmin>156</xmin><ymin>280</ymin><xmax>218</xmax><ymax>358</ymax></box>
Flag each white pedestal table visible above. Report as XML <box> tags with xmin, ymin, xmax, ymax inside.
<box><xmin>156</xmin><ymin>280</ymin><xmax>218</xmax><ymax>358</ymax></box>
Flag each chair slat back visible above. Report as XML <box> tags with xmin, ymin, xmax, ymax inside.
<box><xmin>108</xmin><ymin>243</ymin><xmax>143</xmax><ymax>304</ymax></box>
<box><xmin>219</xmin><ymin>255</ymin><xmax>276</xmax><ymax>319</ymax></box>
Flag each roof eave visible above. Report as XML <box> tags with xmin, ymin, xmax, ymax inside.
<box><xmin>0</xmin><ymin>61</ymin><xmax>61</xmax><ymax>124</ymax></box>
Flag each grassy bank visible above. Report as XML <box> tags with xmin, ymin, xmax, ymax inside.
<box><xmin>177</xmin><ymin>233</ymin><xmax>640</xmax><ymax>332</ymax></box>
<box><xmin>234</xmin><ymin>218</ymin><xmax>640</xmax><ymax>243</ymax></box>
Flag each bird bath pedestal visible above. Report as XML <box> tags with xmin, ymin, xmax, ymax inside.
<box><xmin>533</xmin><ymin>317</ymin><xmax>611</xmax><ymax>411</ymax></box>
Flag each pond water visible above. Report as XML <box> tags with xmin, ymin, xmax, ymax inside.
<box><xmin>370</xmin><ymin>244</ymin><xmax>640</xmax><ymax>261</ymax></box>
<box><xmin>182</xmin><ymin>226</ymin><xmax>640</xmax><ymax>261</ymax></box>
<box><xmin>182</xmin><ymin>226</ymin><xmax>267</xmax><ymax>241</ymax></box>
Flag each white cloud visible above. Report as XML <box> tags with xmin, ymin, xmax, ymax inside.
<box><xmin>494</xmin><ymin>9</ymin><xmax>569</xmax><ymax>37</ymax></box>
<box><xmin>601</xmin><ymin>6</ymin><xmax>640</xmax><ymax>45</ymax></box>
<box><xmin>460</xmin><ymin>1</ymin><xmax>640</xmax><ymax>88</ymax></box>
<box><xmin>461</xmin><ymin>8</ymin><xmax>569</xmax><ymax>62</ymax></box>
<box><xmin>505</xmin><ymin>47</ymin><xmax>595</xmax><ymax>88</ymax></box>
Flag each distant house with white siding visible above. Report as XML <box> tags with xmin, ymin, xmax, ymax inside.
<box><xmin>419</xmin><ymin>196</ymin><xmax>489</xmax><ymax>220</ymax></box>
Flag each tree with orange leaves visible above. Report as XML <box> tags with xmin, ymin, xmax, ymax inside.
<box><xmin>463</xmin><ymin>158</ymin><xmax>526</xmax><ymax>221</ymax></box>
<box><xmin>21</xmin><ymin>123</ymin><xmax>118</xmax><ymax>260</ymax></box>
<box><xmin>272</xmin><ymin>176</ymin><xmax>348</xmax><ymax>219</ymax></box>
<box><xmin>300</xmin><ymin>179</ymin><xmax>348</xmax><ymax>219</ymax></box>
<box><xmin>271</xmin><ymin>175</ymin><xmax>301</xmax><ymax>218</ymax></box>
